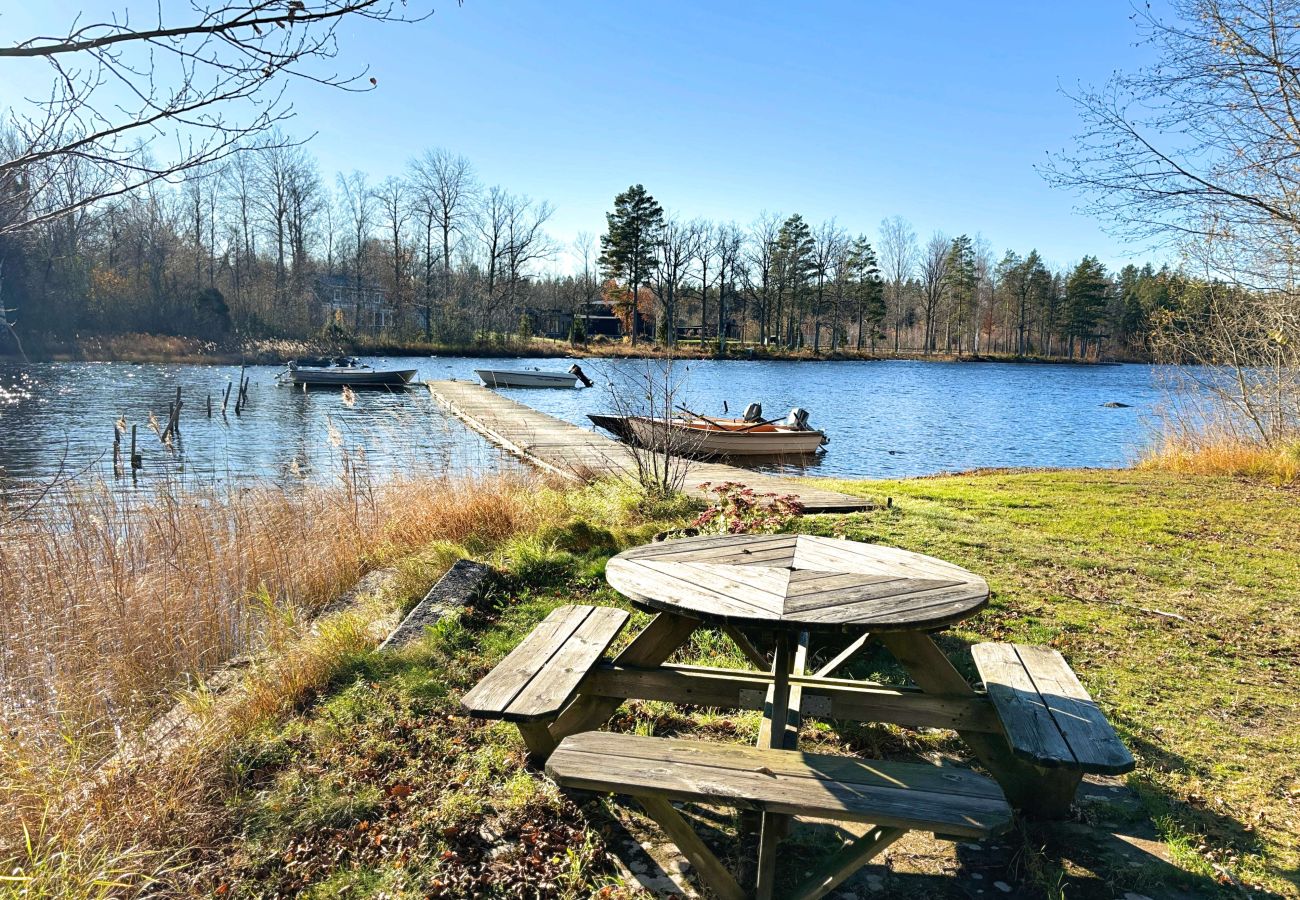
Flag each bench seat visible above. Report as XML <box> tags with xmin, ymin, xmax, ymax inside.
<box><xmin>972</xmin><ymin>642</ymin><xmax>1134</xmax><ymax>775</ymax></box>
<box><xmin>462</xmin><ymin>604</ymin><xmax>629</xmax><ymax>723</ymax></box>
<box><xmin>545</xmin><ymin>731</ymin><xmax>1013</xmax><ymax>840</ymax></box>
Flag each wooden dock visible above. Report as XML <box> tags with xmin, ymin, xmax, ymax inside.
<box><xmin>427</xmin><ymin>381</ymin><xmax>873</xmax><ymax>513</ymax></box>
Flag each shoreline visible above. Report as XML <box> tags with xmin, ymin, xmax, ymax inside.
<box><xmin>9</xmin><ymin>332</ymin><xmax>1141</xmax><ymax>366</ymax></box>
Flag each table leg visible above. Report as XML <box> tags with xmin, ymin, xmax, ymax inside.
<box><xmin>877</xmin><ymin>630</ymin><xmax>1078</xmax><ymax>817</ymax></box>
<box><xmin>754</xmin><ymin>630</ymin><xmax>805</xmax><ymax>898</ymax></box>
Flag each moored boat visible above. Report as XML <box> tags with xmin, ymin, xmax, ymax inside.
<box><xmin>476</xmin><ymin>364</ymin><xmax>591</xmax><ymax>388</ymax></box>
<box><xmin>285</xmin><ymin>357</ymin><xmax>417</xmax><ymax>387</ymax></box>
<box><xmin>589</xmin><ymin>406</ymin><xmax>828</xmax><ymax>458</ymax></box>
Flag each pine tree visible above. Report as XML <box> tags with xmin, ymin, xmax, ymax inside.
<box><xmin>943</xmin><ymin>234</ymin><xmax>978</xmax><ymax>353</ymax></box>
<box><xmin>598</xmin><ymin>185</ymin><xmax>664</xmax><ymax>346</ymax></box>
<box><xmin>773</xmin><ymin>213</ymin><xmax>814</xmax><ymax>347</ymax></box>
<box><xmin>847</xmin><ymin>237</ymin><xmax>885</xmax><ymax>351</ymax></box>
<box><xmin>1064</xmin><ymin>255</ymin><xmax>1110</xmax><ymax>358</ymax></box>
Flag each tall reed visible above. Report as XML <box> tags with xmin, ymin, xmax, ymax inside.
<box><xmin>0</xmin><ymin>468</ymin><xmax>551</xmax><ymax>891</ymax></box>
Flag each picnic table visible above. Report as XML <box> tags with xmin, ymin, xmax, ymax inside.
<box><xmin>462</xmin><ymin>533</ymin><xmax>1134</xmax><ymax>900</ymax></box>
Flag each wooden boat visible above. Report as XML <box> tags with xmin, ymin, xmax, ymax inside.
<box><xmin>589</xmin><ymin>410</ymin><xmax>828</xmax><ymax>458</ymax></box>
<box><xmin>286</xmin><ymin>357</ymin><xmax>417</xmax><ymax>387</ymax></box>
<box><xmin>475</xmin><ymin>366</ymin><xmax>586</xmax><ymax>388</ymax></box>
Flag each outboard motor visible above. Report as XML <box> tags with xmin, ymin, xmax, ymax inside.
<box><xmin>785</xmin><ymin>407</ymin><xmax>812</xmax><ymax>431</ymax></box>
<box><xmin>742</xmin><ymin>402</ymin><xmax>763</xmax><ymax>423</ymax></box>
<box><xmin>568</xmin><ymin>363</ymin><xmax>594</xmax><ymax>388</ymax></box>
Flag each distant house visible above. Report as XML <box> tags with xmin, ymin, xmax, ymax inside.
<box><xmin>313</xmin><ymin>275</ymin><xmax>394</xmax><ymax>332</ymax></box>
<box><xmin>523</xmin><ymin>299</ymin><xmax>628</xmax><ymax>340</ymax></box>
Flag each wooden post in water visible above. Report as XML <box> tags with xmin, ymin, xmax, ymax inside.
<box><xmin>172</xmin><ymin>386</ymin><xmax>182</xmax><ymax>435</ymax></box>
<box><xmin>112</xmin><ymin>426</ymin><xmax>122</xmax><ymax>477</ymax></box>
<box><xmin>130</xmin><ymin>424</ymin><xmax>142</xmax><ymax>470</ymax></box>
<box><xmin>207</xmin><ymin>393</ymin><xmax>212</xmax><ymax>418</ymax></box>
<box><xmin>234</xmin><ymin>366</ymin><xmax>247</xmax><ymax>416</ymax></box>
<box><xmin>221</xmin><ymin>381</ymin><xmax>232</xmax><ymax>418</ymax></box>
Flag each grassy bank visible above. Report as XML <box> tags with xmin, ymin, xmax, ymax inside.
<box><xmin>4</xmin><ymin>469</ymin><xmax>1296</xmax><ymax>897</ymax></box>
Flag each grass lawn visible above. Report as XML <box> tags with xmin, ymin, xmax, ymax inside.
<box><xmin>167</xmin><ymin>470</ymin><xmax>1299</xmax><ymax>898</ymax></box>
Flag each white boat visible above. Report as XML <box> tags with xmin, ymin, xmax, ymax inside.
<box><xmin>285</xmin><ymin>357</ymin><xmax>417</xmax><ymax>387</ymax></box>
<box><xmin>591</xmin><ymin>408</ymin><xmax>828</xmax><ymax>458</ymax></box>
<box><xmin>475</xmin><ymin>364</ymin><xmax>590</xmax><ymax>388</ymax></box>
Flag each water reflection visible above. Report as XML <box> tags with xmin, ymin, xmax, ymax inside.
<box><xmin>0</xmin><ymin>356</ymin><xmax>1167</xmax><ymax>490</ymax></box>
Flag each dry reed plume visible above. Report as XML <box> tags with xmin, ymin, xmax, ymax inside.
<box><xmin>0</xmin><ymin>468</ymin><xmax>552</xmax><ymax>891</ymax></box>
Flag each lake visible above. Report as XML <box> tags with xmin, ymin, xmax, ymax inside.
<box><xmin>0</xmin><ymin>356</ymin><xmax>1167</xmax><ymax>489</ymax></box>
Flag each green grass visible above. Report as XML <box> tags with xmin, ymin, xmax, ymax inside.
<box><xmin>144</xmin><ymin>470</ymin><xmax>1298</xmax><ymax>899</ymax></box>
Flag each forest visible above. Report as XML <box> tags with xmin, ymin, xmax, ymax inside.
<box><xmin>0</xmin><ymin>134</ymin><xmax>1180</xmax><ymax>360</ymax></box>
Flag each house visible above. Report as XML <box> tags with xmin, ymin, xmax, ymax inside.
<box><xmin>313</xmin><ymin>275</ymin><xmax>394</xmax><ymax>332</ymax></box>
<box><xmin>522</xmin><ymin>299</ymin><xmax>628</xmax><ymax>340</ymax></box>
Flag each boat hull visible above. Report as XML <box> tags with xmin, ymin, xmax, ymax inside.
<box><xmin>476</xmin><ymin>369</ymin><xmax>579</xmax><ymax>388</ymax></box>
<box><xmin>593</xmin><ymin>415</ymin><xmax>827</xmax><ymax>458</ymax></box>
<box><xmin>289</xmin><ymin>368</ymin><xmax>416</xmax><ymax>387</ymax></box>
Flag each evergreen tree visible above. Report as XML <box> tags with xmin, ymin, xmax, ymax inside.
<box><xmin>943</xmin><ymin>234</ymin><xmax>978</xmax><ymax>353</ymax></box>
<box><xmin>1064</xmin><ymin>255</ymin><xmax>1110</xmax><ymax>358</ymax></box>
<box><xmin>773</xmin><ymin>213</ymin><xmax>814</xmax><ymax>347</ymax></box>
<box><xmin>846</xmin><ymin>237</ymin><xmax>885</xmax><ymax>351</ymax></box>
<box><xmin>598</xmin><ymin>185</ymin><xmax>664</xmax><ymax>346</ymax></box>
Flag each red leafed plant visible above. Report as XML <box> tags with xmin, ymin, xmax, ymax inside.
<box><xmin>691</xmin><ymin>481</ymin><xmax>804</xmax><ymax>535</ymax></box>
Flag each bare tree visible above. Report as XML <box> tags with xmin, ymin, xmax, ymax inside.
<box><xmin>336</xmin><ymin>169</ymin><xmax>374</xmax><ymax>327</ymax></box>
<box><xmin>743</xmin><ymin>212</ymin><xmax>782</xmax><ymax>345</ymax></box>
<box><xmin>373</xmin><ymin>175</ymin><xmax>411</xmax><ymax>325</ymax></box>
<box><xmin>407</xmin><ymin>149</ymin><xmax>476</xmax><ymax>337</ymax></box>
<box><xmin>655</xmin><ymin>217</ymin><xmax>700</xmax><ymax>345</ymax></box>
<box><xmin>473</xmin><ymin>187</ymin><xmax>554</xmax><ymax>335</ymax></box>
<box><xmin>878</xmin><ymin>215</ymin><xmax>917</xmax><ymax>352</ymax></box>
<box><xmin>1046</xmin><ymin>0</ymin><xmax>1300</xmax><ymax>443</ymax></box>
<box><xmin>1</xmin><ymin>2</ymin><xmax>436</xmax><ymax>233</ymax></box>
<box><xmin>919</xmin><ymin>232</ymin><xmax>950</xmax><ymax>354</ymax></box>
<box><xmin>713</xmin><ymin>223</ymin><xmax>743</xmax><ymax>354</ymax></box>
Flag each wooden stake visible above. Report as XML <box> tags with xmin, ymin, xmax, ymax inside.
<box><xmin>130</xmin><ymin>424</ymin><xmax>141</xmax><ymax>470</ymax></box>
<box><xmin>206</xmin><ymin>393</ymin><xmax>212</xmax><ymax>418</ymax></box>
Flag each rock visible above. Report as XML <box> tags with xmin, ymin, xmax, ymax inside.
<box><xmin>379</xmin><ymin>559</ymin><xmax>494</xmax><ymax>650</ymax></box>
<box><xmin>1122</xmin><ymin>894</ymin><xmax>1155</xmax><ymax>900</ymax></box>
<box><xmin>1101</xmin><ymin>401</ymin><xmax>1132</xmax><ymax>408</ymax></box>
<box><xmin>993</xmin><ymin>881</ymin><xmax>1012</xmax><ymax>893</ymax></box>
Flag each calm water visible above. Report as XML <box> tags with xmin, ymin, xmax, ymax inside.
<box><xmin>0</xmin><ymin>356</ymin><xmax>1166</xmax><ymax>489</ymax></box>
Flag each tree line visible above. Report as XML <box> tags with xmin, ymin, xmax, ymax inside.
<box><xmin>0</xmin><ymin>135</ymin><xmax>1173</xmax><ymax>359</ymax></box>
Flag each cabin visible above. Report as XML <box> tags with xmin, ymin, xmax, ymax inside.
<box><xmin>313</xmin><ymin>275</ymin><xmax>394</xmax><ymax>332</ymax></box>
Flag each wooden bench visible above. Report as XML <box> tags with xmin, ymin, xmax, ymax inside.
<box><xmin>461</xmin><ymin>604</ymin><xmax>629</xmax><ymax>757</ymax></box>
<box><xmin>546</xmin><ymin>731</ymin><xmax>1012</xmax><ymax>900</ymax></box>
<box><xmin>972</xmin><ymin>642</ymin><xmax>1134</xmax><ymax>812</ymax></box>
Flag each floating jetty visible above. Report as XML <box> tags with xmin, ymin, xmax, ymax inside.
<box><xmin>427</xmin><ymin>381</ymin><xmax>873</xmax><ymax>513</ymax></box>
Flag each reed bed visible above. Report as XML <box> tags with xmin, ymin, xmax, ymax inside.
<box><xmin>0</xmin><ymin>467</ymin><xmax>553</xmax><ymax>892</ymax></box>
<box><xmin>1139</xmin><ymin>418</ymin><xmax>1300</xmax><ymax>484</ymax></box>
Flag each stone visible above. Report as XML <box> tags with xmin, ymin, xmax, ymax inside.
<box><xmin>379</xmin><ymin>559</ymin><xmax>493</xmax><ymax>650</ymax></box>
<box><xmin>993</xmin><ymin>881</ymin><xmax>1012</xmax><ymax>893</ymax></box>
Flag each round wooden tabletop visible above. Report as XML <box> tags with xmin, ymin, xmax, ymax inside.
<box><xmin>605</xmin><ymin>533</ymin><xmax>989</xmax><ymax>633</ymax></box>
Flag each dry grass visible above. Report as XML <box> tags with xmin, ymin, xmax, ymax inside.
<box><xmin>0</xmin><ymin>469</ymin><xmax>559</xmax><ymax>894</ymax></box>
<box><xmin>1141</xmin><ymin>426</ymin><xmax>1300</xmax><ymax>483</ymax></box>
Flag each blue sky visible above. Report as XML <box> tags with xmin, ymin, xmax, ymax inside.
<box><xmin>2</xmin><ymin>1</ymin><xmax>1163</xmax><ymax>273</ymax></box>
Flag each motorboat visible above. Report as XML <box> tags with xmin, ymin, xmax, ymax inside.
<box><xmin>476</xmin><ymin>363</ymin><xmax>592</xmax><ymax>388</ymax></box>
<box><xmin>588</xmin><ymin>403</ymin><xmax>828</xmax><ymax>458</ymax></box>
<box><xmin>284</xmin><ymin>357</ymin><xmax>417</xmax><ymax>387</ymax></box>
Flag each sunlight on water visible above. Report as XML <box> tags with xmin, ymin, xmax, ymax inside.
<box><xmin>0</xmin><ymin>356</ymin><xmax>1170</xmax><ymax>491</ymax></box>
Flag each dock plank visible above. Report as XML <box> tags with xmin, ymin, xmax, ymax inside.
<box><xmin>427</xmin><ymin>381</ymin><xmax>874</xmax><ymax>512</ymax></box>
